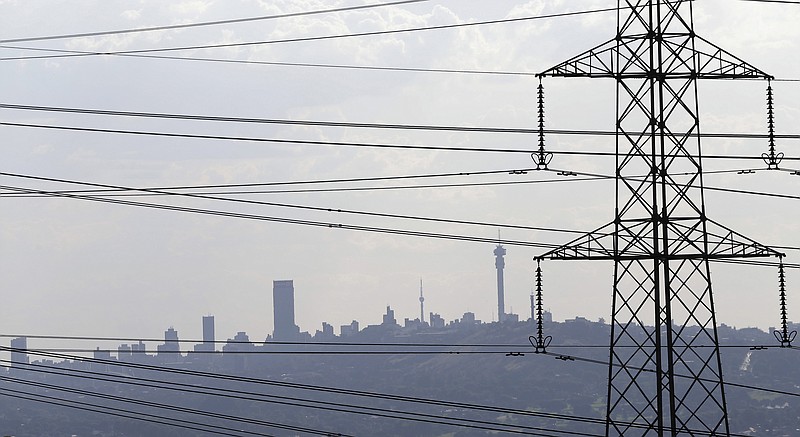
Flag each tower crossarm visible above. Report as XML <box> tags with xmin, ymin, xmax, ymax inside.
<box><xmin>539</xmin><ymin>219</ymin><xmax>781</xmax><ymax>261</ymax></box>
<box><xmin>538</xmin><ymin>35</ymin><xmax>771</xmax><ymax>80</ymax></box>
<box><xmin>704</xmin><ymin>219</ymin><xmax>782</xmax><ymax>258</ymax></box>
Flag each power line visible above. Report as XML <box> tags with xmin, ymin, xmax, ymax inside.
<box><xmin>3</xmin><ymin>171</ymin><xmax>798</xmax><ymax>255</ymax></box>
<box><xmin>540</xmin><ymin>349</ymin><xmax>800</xmax><ymax>400</ymax></box>
<box><xmin>2</xmin><ymin>361</ymin><xmax>589</xmax><ymax>437</ymax></box>
<box><xmin>3</xmin><ymin>103</ymin><xmax>800</xmax><ymax>141</ymax></box>
<box><xmin>543</xmin><ymin>167</ymin><xmax>800</xmax><ymax>204</ymax></box>
<box><xmin>0</xmin><ymin>333</ymin><xmax>528</xmax><ymax>347</ymax></box>
<box><xmin>5</xmin><ymin>346</ymin><xmax>782</xmax><ymax>437</ymax></box>
<box><xmin>0</xmin><ymin>166</ymin><xmax>516</xmax><ymax>190</ymax></box>
<box><xmin>2</xmin><ymin>167</ymin><xmax>799</xmax><ymax>209</ymax></box>
<box><xmin>8</xmin><ymin>345</ymin><xmax>732</xmax><ymax>436</ymax></box>
<box><xmin>1</xmin><ymin>176</ymin><xmax>798</xmax><ymax>261</ymax></box>
<box><xmin>0</xmin><ymin>389</ymin><xmax>258</xmax><ymax>437</ymax></box>
<box><xmin>0</xmin><ymin>183</ymin><xmax>567</xmax><ymax>250</ymax></box>
<box><xmin>4</xmin><ymin>46</ymin><xmax>799</xmax><ymax>81</ymax></box>
<box><xmin>97</xmin><ymin>53</ymin><xmax>544</xmax><ymax>76</ymax></box>
<box><xmin>0</xmin><ymin>171</ymin><xmax>590</xmax><ymax>236</ymax></box>
<box><xmin>3</xmin><ymin>121</ymin><xmax>799</xmax><ymax>164</ymax></box>
<box><xmin>0</xmin><ymin>7</ymin><xmax>621</xmax><ymax>62</ymax></box>
<box><xmin>0</xmin><ymin>174</ymin><xmax>612</xmax><ymax>198</ymax></box>
<box><xmin>0</xmin><ymin>334</ymin><xmax>791</xmax><ymax>351</ymax></box>
<box><xmin>0</xmin><ymin>375</ymin><xmax>342</xmax><ymax>437</ymax></box>
<box><xmin>0</xmin><ymin>0</ymin><xmax>433</xmax><ymax>44</ymax></box>
<box><xmin>2</xmin><ymin>346</ymin><xmax>613</xmax><ymax>433</ymax></box>
<box><xmin>8</xmin><ymin>348</ymin><xmax>523</xmax><ymax>356</ymax></box>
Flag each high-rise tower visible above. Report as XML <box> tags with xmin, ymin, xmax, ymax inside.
<box><xmin>493</xmin><ymin>243</ymin><xmax>506</xmax><ymax>322</ymax></box>
<box><xmin>194</xmin><ymin>315</ymin><xmax>216</xmax><ymax>353</ymax></box>
<box><xmin>10</xmin><ymin>337</ymin><xmax>28</xmax><ymax>370</ymax></box>
<box><xmin>202</xmin><ymin>315</ymin><xmax>214</xmax><ymax>351</ymax></box>
<box><xmin>273</xmin><ymin>280</ymin><xmax>300</xmax><ymax>341</ymax></box>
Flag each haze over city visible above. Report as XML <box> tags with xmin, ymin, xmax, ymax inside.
<box><xmin>0</xmin><ymin>0</ymin><xmax>798</xmax><ymax>359</ymax></box>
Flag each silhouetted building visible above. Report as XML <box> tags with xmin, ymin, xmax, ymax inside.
<box><xmin>93</xmin><ymin>347</ymin><xmax>112</xmax><ymax>360</ymax></box>
<box><xmin>340</xmin><ymin>320</ymin><xmax>359</xmax><ymax>337</ymax></box>
<box><xmin>118</xmin><ymin>343</ymin><xmax>132</xmax><ymax>361</ymax></box>
<box><xmin>382</xmin><ymin>306</ymin><xmax>397</xmax><ymax>326</ymax></box>
<box><xmin>314</xmin><ymin>322</ymin><xmax>335</xmax><ymax>340</ymax></box>
<box><xmin>404</xmin><ymin>318</ymin><xmax>425</xmax><ymax>329</ymax></box>
<box><xmin>157</xmin><ymin>327</ymin><xmax>181</xmax><ymax>358</ymax></box>
<box><xmin>203</xmin><ymin>315</ymin><xmax>214</xmax><ymax>345</ymax></box>
<box><xmin>10</xmin><ymin>337</ymin><xmax>28</xmax><ymax>369</ymax></box>
<box><xmin>273</xmin><ymin>280</ymin><xmax>300</xmax><ymax>341</ymax></box>
<box><xmin>429</xmin><ymin>312</ymin><xmax>445</xmax><ymax>329</ymax></box>
<box><xmin>194</xmin><ymin>315</ymin><xmax>215</xmax><ymax>353</ymax></box>
<box><xmin>461</xmin><ymin>312</ymin><xmax>479</xmax><ymax>325</ymax></box>
<box><xmin>223</xmin><ymin>332</ymin><xmax>253</xmax><ymax>351</ymax></box>
<box><xmin>223</xmin><ymin>331</ymin><xmax>254</xmax><ymax>371</ymax></box>
<box><xmin>131</xmin><ymin>341</ymin><xmax>146</xmax><ymax>354</ymax></box>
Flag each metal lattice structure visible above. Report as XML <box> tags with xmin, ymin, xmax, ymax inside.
<box><xmin>536</xmin><ymin>1</ymin><xmax>781</xmax><ymax>435</ymax></box>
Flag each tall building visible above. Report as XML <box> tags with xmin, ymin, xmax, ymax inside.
<box><xmin>157</xmin><ymin>327</ymin><xmax>181</xmax><ymax>358</ymax></box>
<box><xmin>10</xmin><ymin>337</ymin><xmax>28</xmax><ymax>369</ymax></box>
<box><xmin>382</xmin><ymin>306</ymin><xmax>397</xmax><ymax>326</ymax></box>
<box><xmin>273</xmin><ymin>280</ymin><xmax>300</xmax><ymax>341</ymax></box>
<box><xmin>494</xmin><ymin>243</ymin><xmax>507</xmax><ymax>322</ymax></box>
<box><xmin>194</xmin><ymin>315</ymin><xmax>215</xmax><ymax>353</ymax></box>
<box><xmin>203</xmin><ymin>315</ymin><xmax>215</xmax><ymax>348</ymax></box>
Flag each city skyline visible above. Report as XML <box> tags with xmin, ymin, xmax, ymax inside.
<box><xmin>0</xmin><ymin>0</ymin><xmax>797</xmax><ymax>354</ymax></box>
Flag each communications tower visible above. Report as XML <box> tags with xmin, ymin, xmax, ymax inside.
<box><xmin>419</xmin><ymin>278</ymin><xmax>425</xmax><ymax>323</ymax></box>
<box><xmin>494</xmin><ymin>242</ymin><xmax>507</xmax><ymax>322</ymax></box>
<box><xmin>537</xmin><ymin>1</ymin><xmax>780</xmax><ymax>435</ymax></box>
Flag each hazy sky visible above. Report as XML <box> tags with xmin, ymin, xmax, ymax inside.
<box><xmin>0</xmin><ymin>0</ymin><xmax>798</xmax><ymax>350</ymax></box>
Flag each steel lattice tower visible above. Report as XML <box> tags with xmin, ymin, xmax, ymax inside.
<box><xmin>537</xmin><ymin>1</ymin><xmax>781</xmax><ymax>435</ymax></box>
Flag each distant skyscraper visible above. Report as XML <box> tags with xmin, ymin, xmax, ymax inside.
<box><xmin>530</xmin><ymin>292</ymin><xmax>535</xmax><ymax>321</ymax></box>
<box><xmin>157</xmin><ymin>327</ymin><xmax>181</xmax><ymax>361</ymax></box>
<box><xmin>203</xmin><ymin>315</ymin><xmax>215</xmax><ymax>347</ymax></box>
<box><xmin>382</xmin><ymin>305</ymin><xmax>397</xmax><ymax>326</ymax></box>
<box><xmin>10</xmin><ymin>337</ymin><xmax>28</xmax><ymax>369</ymax></box>
<box><xmin>194</xmin><ymin>315</ymin><xmax>215</xmax><ymax>353</ymax></box>
<box><xmin>273</xmin><ymin>280</ymin><xmax>300</xmax><ymax>341</ymax></box>
<box><xmin>419</xmin><ymin>278</ymin><xmax>425</xmax><ymax>323</ymax></box>
<box><xmin>494</xmin><ymin>242</ymin><xmax>507</xmax><ymax>322</ymax></box>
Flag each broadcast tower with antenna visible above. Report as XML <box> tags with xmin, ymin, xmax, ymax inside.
<box><xmin>419</xmin><ymin>278</ymin><xmax>425</xmax><ymax>323</ymax></box>
<box><xmin>494</xmin><ymin>231</ymin><xmax>507</xmax><ymax>323</ymax></box>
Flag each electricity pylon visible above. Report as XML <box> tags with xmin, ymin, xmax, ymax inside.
<box><xmin>537</xmin><ymin>1</ymin><xmax>781</xmax><ymax>435</ymax></box>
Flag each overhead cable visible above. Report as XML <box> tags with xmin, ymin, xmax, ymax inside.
<box><xmin>0</xmin><ymin>174</ymin><xmax>797</xmax><ymax>260</ymax></box>
<box><xmin>2</xmin><ymin>171</ymin><xmax>798</xmax><ymax>254</ymax></box>
<box><xmin>0</xmin><ymin>389</ymin><xmax>257</xmax><ymax>437</ymax></box>
<box><xmin>2</xmin><ymin>347</ymin><xmax>611</xmax><ymax>431</ymax></box>
<box><xmin>0</xmin><ymin>0</ymin><xmax>433</xmax><ymax>44</ymax></box>
<box><xmin>0</xmin><ymin>7</ymin><xmax>620</xmax><ymax>62</ymax></box>
<box><xmin>2</xmin><ymin>362</ymin><xmax>587</xmax><ymax>437</ymax></box>
<box><xmin>0</xmin><ymin>183</ymin><xmax>567</xmax><ymax>250</ymax></box>
<box><xmin>2</xmin><ymin>103</ymin><xmax>800</xmax><ymax>141</ymax></box>
<box><xmin>2</xmin><ymin>121</ymin><xmax>799</xmax><ymax>165</ymax></box>
<box><xmin>0</xmin><ymin>375</ymin><xmax>340</xmax><ymax>436</ymax></box>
